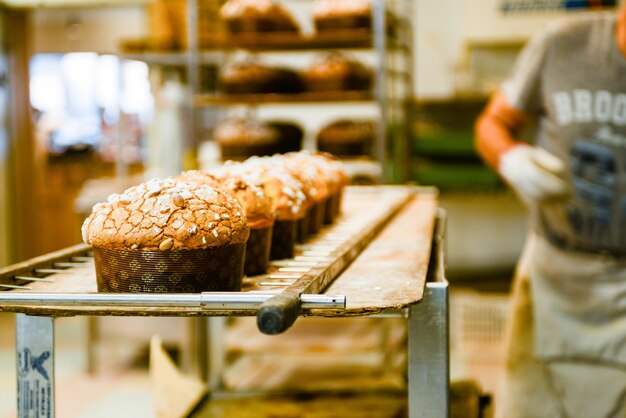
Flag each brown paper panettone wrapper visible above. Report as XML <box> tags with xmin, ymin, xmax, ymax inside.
<box><xmin>325</xmin><ymin>192</ymin><xmax>343</xmax><ymax>224</ymax></box>
<box><xmin>220</xmin><ymin>143</ymin><xmax>280</xmax><ymax>159</ymax></box>
<box><xmin>324</xmin><ymin>195</ymin><xmax>336</xmax><ymax>225</ymax></box>
<box><xmin>297</xmin><ymin>210</ymin><xmax>311</xmax><ymax>243</ymax></box>
<box><xmin>333</xmin><ymin>189</ymin><xmax>344</xmax><ymax>218</ymax></box>
<box><xmin>245</xmin><ymin>226</ymin><xmax>273</xmax><ymax>276</ymax></box>
<box><xmin>308</xmin><ymin>201</ymin><xmax>326</xmax><ymax>234</ymax></box>
<box><xmin>317</xmin><ymin>141</ymin><xmax>369</xmax><ymax>158</ymax></box>
<box><xmin>270</xmin><ymin>220</ymin><xmax>298</xmax><ymax>260</ymax></box>
<box><xmin>94</xmin><ymin>245</ymin><xmax>245</xmax><ymax>293</ymax></box>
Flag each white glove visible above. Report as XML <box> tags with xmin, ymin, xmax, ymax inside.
<box><xmin>499</xmin><ymin>145</ymin><xmax>569</xmax><ymax>202</ymax></box>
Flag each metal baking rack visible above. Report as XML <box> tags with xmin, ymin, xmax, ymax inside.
<box><xmin>0</xmin><ymin>186</ymin><xmax>449</xmax><ymax>418</ymax></box>
<box><xmin>0</xmin><ymin>187</ymin><xmax>411</xmax><ymax>322</ymax></box>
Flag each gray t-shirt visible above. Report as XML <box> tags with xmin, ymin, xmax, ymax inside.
<box><xmin>503</xmin><ymin>13</ymin><xmax>626</xmax><ymax>256</ymax></box>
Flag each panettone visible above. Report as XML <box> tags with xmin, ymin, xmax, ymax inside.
<box><xmin>174</xmin><ymin>170</ymin><xmax>275</xmax><ymax>276</ymax></box>
<box><xmin>303</xmin><ymin>53</ymin><xmax>372</xmax><ymax>92</ymax></box>
<box><xmin>283</xmin><ymin>152</ymin><xmax>349</xmax><ymax>223</ymax></box>
<box><xmin>82</xmin><ymin>178</ymin><xmax>249</xmax><ymax>292</ymax></box>
<box><xmin>312</xmin><ymin>0</ymin><xmax>371</xmax><ymax>32</ymax></box>
<box><xmin>277</xmin><ymin>154</ymin><xmax>332</xmax><ymax>236</ymax></box>
<box><xmin>215</xmin><ymin>160</ymin><xmax>309</xmax><ymax>259</ymax></box>
<box><xmin>214</xmin><ymin>118</ymin><xmax>279</xmax><ymax>159</ymax></box>
<box><xmin>214</xmin><ymin>118</ymin><xmax>303</xmax><ymax>159</ymax></box>
<box><xmin>316</xmin><ymin>119</ymin><xmax>374</xmax><ymax>157</ymax></box>
<box><xmin>220</xmin><ymin>0</ymin><xmax>300</xmax><ymax>34</ymax></box>
<box><xmin>218</xmin><ymin>61</ymin><xmax>303</xmax><ymax>94</ymax></box>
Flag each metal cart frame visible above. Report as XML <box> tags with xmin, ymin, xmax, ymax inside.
<box><xmin>6</xmin><ymin>190</ymin><xmax>449</xmax><ymax>418</ymax></box>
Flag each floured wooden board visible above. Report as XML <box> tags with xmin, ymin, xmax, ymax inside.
<box><xmin>313</xmin><ymin>189</ymin><xmax>438</xmax><ymax>316</ymax></box>
<box><xmin>0</xmin><ymin>186</ymin><xmax>438</xmax><ymax>318</ymax></box>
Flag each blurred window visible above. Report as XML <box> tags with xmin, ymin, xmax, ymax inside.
<box><xmin>29</xmin><ymin>53</ymin><xmax>152</xmax><ymax>161</ymax></box>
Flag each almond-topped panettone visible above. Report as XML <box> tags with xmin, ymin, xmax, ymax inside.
<box><xmin>215</xmin><ymin>160</ymin><xmax>309</xmax><ymax>259</ymax></box>
<box><xmin>175</xmin><ymin>170</ymin><xmax>273</xmax><ymax>229</ymax></box>
<box><xmin>82</xmin><ymin>178</ymin><xmax>249</xmax><ymax>293</ymax></box>
<box><xmin>174</xmin><ymin>170</ymin><xmax>275</xmax><ymax>275</ymax></box>
<box><xmin>283</xmin><ymin>151</ymin><xmax>349</xmax><ymax>223</ymax></box>
<box><xmin>217</xmin><ymin>160</ymin><xmax>308</xmax><ymax>223</ymax></box>
<box><xmin>220</xmin><ymin>0</ymin><xmax>300</xmax><ymax>34</ymax></box>
<box><xmin>269</xmin><ymin>154</ymin><xmax>331</xmax><ymax>237</ymax></box>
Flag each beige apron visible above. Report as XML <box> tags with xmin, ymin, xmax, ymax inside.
<box><xmin>496</xmin><ymin>233</ymin><xmax>626</xmax><ymax>418</ymax></box>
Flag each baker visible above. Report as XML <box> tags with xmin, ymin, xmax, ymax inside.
<box><xmin>475</xmin><ymin>8</ymin><xmax>626</xmax><ymax>418</ymax></box>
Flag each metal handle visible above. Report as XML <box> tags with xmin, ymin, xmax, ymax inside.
<box><xmin>257</xmin><ymin>292</ymin><xmax>302</xmax><ymax>335</ymax></box>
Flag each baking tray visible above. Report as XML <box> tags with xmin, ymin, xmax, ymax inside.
<box><xmin>0</xmin><ymin>186</ymin><xmax>438</xmax><ymax>333</ymax></box>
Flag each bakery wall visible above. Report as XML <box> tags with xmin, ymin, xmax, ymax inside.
<box><xmin>31</xmin><ymin>5</ymin><xmax>148</xmax><ymax>54</ymax></box>
<box><xmin>415</xmin><ymin>0</ymin><xmax>621</xmax><ymax>98</ymax></box>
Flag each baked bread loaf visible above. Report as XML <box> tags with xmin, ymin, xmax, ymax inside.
<box><xmin>83</xmin><ymin>178</ymin><xmax>248</xmax><ymax>250</ymax></box>
<box><xmin>218</xmin><ymin>61</ymin><xmax>303</xmax><ymax>94</ymax></box>
<box><xmin>316</xmin><ymin>119</ymin><xmax>374</xmax><ymax>157</ymax></box>
<box><xmin>215</xmin><ymin>160</ymin><xmax>308</xmax><ymax>259</ymax></box>
<box><xmin>276</xmin><ymin>154</ymin><xmax>331</xmax><ymax>236</ymax></box>
<box><xmin>312</xmin><ymin>0</ymin><xmax>371</xmax><ymax>32</ymax></box>
<box><xmin>214</xmin><ymin>118</ymin><xmax>279</xmax><ymax>158</ymax></box>
<box><xmin>220</xmin><ymin>0</ymin><xmax>299</xmax><ymax>34</ymax></box>
<box><xmin>214</xmin><ymin>118</ymin><xmax>303</xmax><ymax>159</ymax></box>
<box><xmin>82</xmin><ymin>178</ymin><xmax>249</xmax><ymax>292</ymax></box>
<box><xmin>283</xmin><ymin>151</ymin><xmax>349</xmax><ymax>223</ymax></box>
<box><xmin>267</xmin><ymin>121</ymin><xmax>304</xmax><ymax>153</ymax></box>
<box><xmin>175</xmin><ymin>170</ymin><xmax>275</xmax><ymax>276</ymax></box>
<box><xmin>303</xmin><ymin>53</ymin><xmax>372</xmax><ymax>92</ymax></box>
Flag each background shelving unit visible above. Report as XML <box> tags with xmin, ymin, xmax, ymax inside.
<box><xmin>121</xmin><ymin>0</ymin><xmax>414</xmax><ymax>183</ymax></box>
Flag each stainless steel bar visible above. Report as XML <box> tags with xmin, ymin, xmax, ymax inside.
<box><xmin>408</xmin><ymin>282</ymin><xmax>449</xmax><ymax>418</ymax></box>
<box><xmin>1</xmin><ymin>284</ymin><xmax>31</xmax><ymax>290</ymax></box>
<box><xmin>266</xmin><ymin>274</ymin><xmax>303</xmax><ymax>280</ymax></box>
<box><xmin>14</xmin><ymin>276</ymin><xmax>55</xmax><ymax>283</ymax></box>
<box><xmin>277</xmin><ymin>267</ymin><xmax>311</xmax><ymax>273</ymax></box>
<box><xmin>0</xmin><ymin>292</ymin><xmax>346</xmax><ymax>310</ymax></box>
<box><xmin>270</xmin><ymin>261</ymin><xmax>319</xmax><ymax>268</ymax></box>
<box><xmin>53</xmin><ymin>262</ymin><xmax>88</xmax><ymax>268</ymax></box>
<box><xmin>373</xmin><ymin>0</ymin><xmax>388</xmax><ymax>180</ymax></box>
<box><xmin>293</xmin><ymin>256</ymin><xmax>333</xmax><ymax>262</ymax></box>
<box><xmin>294</xmin><ymin>245</ymin><xmax>337</xmax><ymax>251</ymax></box>
<box><xmin>16</xmin><ymin>315</ymin><xmax>55</xmax><ymax>418</ymax></box>
<box><xmin>301</xmin><ymin>251</ymin><xmax>332</xmax><ymax>257</ymax></box>
<box><xmin>70</xmin><ymin>257</ymin><xmax>93</xmax><ymax>262</ymax></box>
<box><xmin>408</xmin><ymin>210</ymin><xmax>450</xmax><ymax>417</ymax></box>
<box><xmin>33</xmin><ymin>269</ymin><xmax>69</xmax><ymax>274</ymax></box>
<box><xmin>207</xmin><ymin>317</ymin><xmax>226</xmax><ymax>391</ymax></box>
<box><xmin>259</xmin><ymin>282</ymin><xmax>294</xmax><ymax>287</ymax></box>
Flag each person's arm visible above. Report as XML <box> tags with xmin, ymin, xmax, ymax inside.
<box><xmin>474</xmin><ymin>92</ymin><xmax>569</xmax><ymax>202</ymax></box>
<box><xmin>475</xmin><ymin>92</ymin><xmax>528</xmax><ymax>170</ymax></box>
